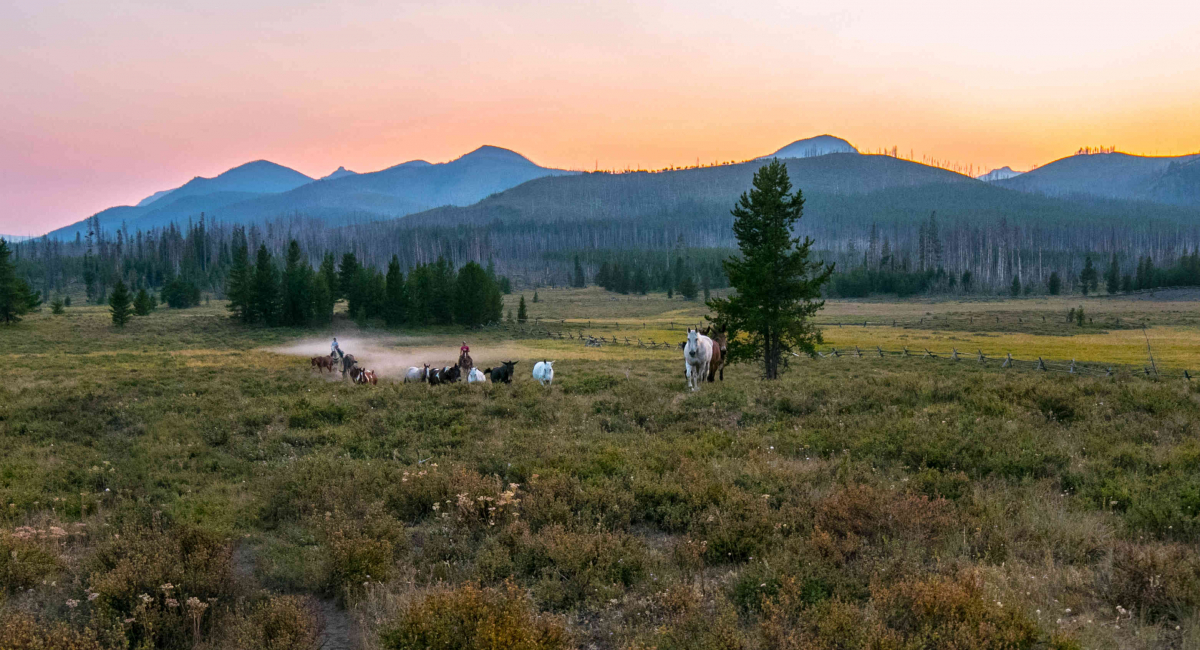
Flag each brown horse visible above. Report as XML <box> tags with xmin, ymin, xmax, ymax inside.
<box><xmin>350</xmin><ymin>367</ymin><xmax>377</xmax><ymax>385</ymax></box>
<box><xmin>311</xmin><ymin>356</ymin><xmax>335</xmax><ymax>372</ymax></box>
<box><xmin>458</xmin><ymin>349</ymin><xmax>473</xmax><ymax>372</ymax></box>
<box><xmin>703</xmin><ymin>326</ymin><xmax>727</xmax><ymax>382</ymax></box>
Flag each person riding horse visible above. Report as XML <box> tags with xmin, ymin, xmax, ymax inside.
<box><xmin>331</xmin><ymin>337</ymin><xmax>344</xmax><ymax>361</ymax></box>
<box><xmin>458</xmin><ymin>341</ymin><xmax>473</xmax><ymax>371</ymax></box>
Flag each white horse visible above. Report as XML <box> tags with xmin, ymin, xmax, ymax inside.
<box><xmin>532</xmin><ymin>360</ymin><xmax>554</xmax><ymax>386</ymax></box>
<box><xmin>467</xmin><ymin>367</ymin><xmax>487</xmax><ymax>384</ymax></box>
<box><xmin>684</xmin><ymin>328</ymin><xmax>713</xmax><ymax>392</ymax></box>
<box><xmin>403</xmin><ymin>364</ymin><xmax>429</xmax><ymax>383</ymax></box>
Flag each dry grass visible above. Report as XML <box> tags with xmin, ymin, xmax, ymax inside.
<box><xmin>1</xmin><ymin>297</ymin><xmax>1198</xmax><ymax>649</ymax></box>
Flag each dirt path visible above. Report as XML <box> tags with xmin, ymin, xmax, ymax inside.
<box><xmin>233</xmin><ymin>542</ymin><xmax>360</xmax><ymax>649</ymax></box>
<box><xmin>267</xmin><ymin>335</ymin><xmax>545</xmax><ymax>379</ymax></box>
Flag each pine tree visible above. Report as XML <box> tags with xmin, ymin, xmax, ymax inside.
<box><xmin>453</xmin><ymin>261</ymin><xmax>494</xmax><ymax>327</ymax></box>
<box><xmin>384</xmin><ymin>255</ymin><xmax>406</xmax><ymax>326</ymax></box>
<box><xmin>133</xmin><ymin>288</ymin><xmax>153</xmax><ymax>316</ymax></box>
<box><xmin>51</xmin><ymin>297</ymin><xmax>65</xmax><ymax>315</ymax></box>
<box><xmin>251</xmin><ymin>244</ymin><xmax>279</xmax><ymax>325</ymax></box>
<box><xmin>707</xmin><ymin>160</ymin><xmax>833</xmax><ymax>379</ymax></box>
<box><xmin>109</xmin><ymin>280</ymin><xmax>132</xmax><ymax>327</ymax></box>
<box><xmin>517</xmin><ymin>295</ymin><xmax>528</xmax><ymax>323</ymax></box>
<box><xmin>311</xmin><ymin>274</ymin><xmax>333</xmax><ymax>324</ymax></box>
<box><xmin>280</xmin><ymin>240</ymin><xmax>312</xmax><ymax>326</ymax></box>
<box><xmin>225</xmin><ymin>233</ymin><xmax>253</xmax><ymax>322</ymax></box>
<box><xmin>1080</xmin><ymin>256</ymin><xmax>1098</xmax><ymax>296</ymax></box>
<box><xmin>533</xmin><ymin>290</ymin><xmax>539</xmax><ymax>303</ymax></box>
<box><xmin>0</xmin><ymin>239</ymin><xmax>38</xmax><ymax>324</ymax></box>
<box><xmin>678</xmin><ymin>275</ymin><xmax>698</xmax><ymax>300</ymax></box>
<box><xmin>338</xmin><ymin>252</ymin><xmax>361</xmax><ymax>315</ymax></box>
<box><xmin>1048</xmin><ymin>271</ymin><xmax>1062</xmax><ymax>295</ymax></box>
<box><xmin>572</xmin><ymin>256</ymin><xmax>586</xmax><ymax>288</ymax></box>
<box><xmin>1105</xmin><ymin>252</ymin><xmax>1120</xmax><ymax>295</ymax></box>
<box><xmin>702</xmin><ymin>274</ymin><xmax>711</xmax><ymax>301</ymax></box>
<box><xmin>1010</xmin><ymin>275</ymin><xmax>1021</xmax><ymax>297</ymax></box>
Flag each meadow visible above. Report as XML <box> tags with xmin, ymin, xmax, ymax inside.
<box><xmin>1</xmin><ymin>290</ymin><xmax>1199</xmax><ymax>650</ymax></box>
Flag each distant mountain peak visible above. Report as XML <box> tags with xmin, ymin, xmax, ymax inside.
<box><xmin>456</xmin><ymin>145</ymin><xmax>537</xmax><ymax>165</ymax></box>
<box><xmin>977</xmin><ymin>166</ymin><xmax>1023</xmax><ymax>182</ymax></box>
<box><xmin>321</xmin><ymin>166</ymin><xmax>358</xmax><ymax>181</ymax></box>
<box><xmin>761</xmin><ymin>135</ymin><xmax>859</xmax><ymax>160</ymax></box>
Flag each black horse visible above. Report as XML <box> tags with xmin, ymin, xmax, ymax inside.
<box><xmin>340</xmin><ymin>353</ymin><xmax>358</xmax><ymax>377</ymax></box>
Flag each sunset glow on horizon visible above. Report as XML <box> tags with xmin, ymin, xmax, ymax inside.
<box><xmin>3</xmin><ymin>0</ymin><xmax>1199</xmax><ymax>234</ymax></box>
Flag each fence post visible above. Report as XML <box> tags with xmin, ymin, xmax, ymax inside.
<box><xmin>977</xmin><ymin>349</ymin><xmax>986</xmax><ymax>363</ymax></box>
<box><xmin>877</xmin><ymin>346</ymin><xmax>884</xmax><ymax>358</ymax></box>
<box><xmin>1003</xmin><ymin>353</ymin><xmax>1013</xmax><ymax>368</ymax></box>
<box><xmin>951</xmin><ymin>348</ymin><xmax>959</xmax><ymax>361</ymax></box>
<box><xmin>855</xmin><ymin>346</ymin><xmax>862</xmax><ymax>357</ymax></box>
<box><xmin>1069</xmin><ymin>359</ymin><xmax>1076</xmax><ymax>374</ymax></box>
<box><xmin>924</xmin><ymin>348</ymin><xmax>934</xmax><ymax>358</ymax></box>
<box><xmin>1037</xmin><ymin>357</ymin><xmax>1047</xmax><ymax>371</ymax></box>
<box><xmin>903</xmin><ymin>347</ymin><xmax>910</xmax><ymax>357</ymax></box>
<box><xmin>832</xmin><ymin>347</ymin><xmax>841</xmax><ymax>357</ymax></box>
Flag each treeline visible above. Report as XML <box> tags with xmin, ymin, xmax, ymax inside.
<box><xmin>559</xmin><ymin>249</ymin><xmax>729</xmax><ymax>299</ymax></box>
<box><xmin>0</xmin><ymin>239</ymin><xmax>42</xmax><ymax>323</ymax></box>
<box><xmin>224</xmin><ymin>229</ymin><xmax>507</xmax><ymax>328</ymax></box>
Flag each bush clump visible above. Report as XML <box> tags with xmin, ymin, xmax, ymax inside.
<box><xmin>379</xmin><ymin>582</ymin><xmax>569</xmax><ymax>650</ymax></box>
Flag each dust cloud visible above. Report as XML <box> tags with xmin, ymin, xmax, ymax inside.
<box><xmin>266</xmin><ymin>336</ymin><xmax>534</xmax><ymax>379</ymax></box>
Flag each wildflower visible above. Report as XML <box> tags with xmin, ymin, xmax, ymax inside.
<box><xmin>138</xmin><ymin>594</ymin><xmax>152</xmax><ymax>603</ymax></box>
<box><xmin>124</xmin><ymin>618</ymin><xmax>135</xmax><ymax>624</ymax></box>
<box><xmin>161</xmin><ymin>583</ymin><xmax>174</xmax><ymax>592</ymax></box>
<box><xmin>87</xmin><ymin>591</ymin><xmax>99</xmax><ymax>601</ymax></box>
<box><xmin>166</xmin><ymin>598</ymin><xmax>179</xmax><ymax>608</ymax></box>
<box><xmin>66</xmin><ymin>599</ymin><xmax>80</xmax><ymax>608</ymax></box>
<box><xmin>432</xmin><ymin>503</ymin><xmax>440</xmax><ymax>511</ymax></box>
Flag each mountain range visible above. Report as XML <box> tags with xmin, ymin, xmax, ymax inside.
<box><xmin>996</xmin><ymin>151</ymin><xmax>1200</xmax><ymax>205</ymax></box>
<box><xmin>43</xmin><ymin>136</ymin><xmax>1200</xmax><ymax>240</ymax></box>
<box><xmin>47</xmin><ymin>146</ymin><xmax>574</xmax><ymax>239</ymax></box>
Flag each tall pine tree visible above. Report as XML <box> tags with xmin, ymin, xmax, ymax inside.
<box><xmin>707</xmin><ymin>160</ymin><xmax>833</xmax><ymax>379</ymax></box>
<box><xmin>280</xmin><ymin>240</ymin><xmax>312</xmax><ymax>326</ymax></box>
<box><xmin>251</xmin><ymin>245</ymin><xmax>279</xmax><ymax>325</ymax></box>
<box><xmin>384</xmin><ymin>255</ymin><xmax>406</xmax><ymax>326</ymax></box>
<box><xmin>0</xmin><ymin>239</ymin><xmax>39</xmax><ymax>324</ymax></box>
<box><xmin>109</xmin><ymin>280</ymin><xmax>133</xmax><ymax>328</ymax></box>
<box><xmin>225</xmin><ymin>232</ymin><xmax>253</xmax><ymax>323</ymax></box>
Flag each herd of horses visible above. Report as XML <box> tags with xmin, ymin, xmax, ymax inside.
<box><xmin>310</xmin><ymin>347</ymin><xmax>552</xmax><ymax>387</ymax></box>
<box><xmin>309</xmin><ymin>326</ymin><xmax>724</xmax><ymax>391</ymax></box>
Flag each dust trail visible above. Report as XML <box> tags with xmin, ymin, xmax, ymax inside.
<box><xmin>266</xmin><ymin>336</ymin><xmax>536</xmax><ymax>379</ymax></box>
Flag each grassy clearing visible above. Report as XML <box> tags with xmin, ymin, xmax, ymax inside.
<box><xmin>1</xmin><ymin>298</ymin><xmax>1199</xmax><ymax>649</ymax></box>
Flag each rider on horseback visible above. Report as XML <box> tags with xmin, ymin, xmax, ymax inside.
<box><xmin>331</xmin><ymin>337</ymin><xmax>343</xmax><ymax>360</ymax></box>
<box><xmin>458</xmin><ymin>341</ymin><xmax>473</xmax><ymax>370</ymax></box>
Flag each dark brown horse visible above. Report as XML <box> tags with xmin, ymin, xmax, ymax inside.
<box><xmin>703</xmin><ymin>326</ymin><xmax>727</xmax><ymax>382</ymax></box>
<box><xmin>458</xmin><ymin>349</ymin><xmax>473</xmax><ymax>372</ymax></box>
<box><xmin>311</xmin><ymin>356</ymin><xmax>335</xmax><ymax>373</ymax></box>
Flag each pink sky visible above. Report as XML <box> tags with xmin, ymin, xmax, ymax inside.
<box><xmin>3</xmin><ymin>0</ymin><xmax>1199</xmax><ymax>234</ymax></box>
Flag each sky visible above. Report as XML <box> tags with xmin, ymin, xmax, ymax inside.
<box><xmin>2</xmin><ymin>0</ymin><xmax>1199</xmax><ymax>234</ymax></box>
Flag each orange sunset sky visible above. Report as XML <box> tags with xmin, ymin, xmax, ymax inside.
<box><xmin>2</xmin><ymin>0</ymin><xmax>1199</xmax><ymax>234</ymax></box>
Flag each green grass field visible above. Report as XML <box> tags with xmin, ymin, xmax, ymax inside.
<box><xmin>2</xmin><ymin>292</ymin><xmax>1199</xmax><ymax>649</ymax></box>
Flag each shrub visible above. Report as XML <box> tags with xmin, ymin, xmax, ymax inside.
<box><xmin>815</xmin><ymin>484</ymin><xmax>956</xmax><ymax>552</ymax></box>
<box><xmin>214</xmin><ymin>595</ymin><xmax>321</xmax><ymax>650</ymax></box>
<box><xmin>511</xmin><ymin>525</ymin><xmax>647</xmax><ymax>610</ymax></box>
<box><xmin>324</xmin><ymin>525</ymin><xmax>396</xmax><ymax>604</ymax></box>
<box><xmin>86</xmin><ymin>524</ymin><xmax>236</xmax><ymax>649</ymax></box>
<box><xmin>1108</xmin><ymin>541</ymin><xmax>1200</xmax><ymax>622</ymax></box>
<box><xmin>0</xmin><ymin>612</ymin><xmax>103</xmax><ymax>650</ymax></box>
<box><xmin>0</xmin><ymin>529</ymin><xmax>61</xmax><ymax>593</ymax></box>
<box><xmin>872</xmin><ymin>574</ymin><xmax>1044</xmax><ymax>649</ymax></box>
<box><xmin>379</xmin><ymin>582</ymin><xmax>569</xmax><ymax>650</ymax></box>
